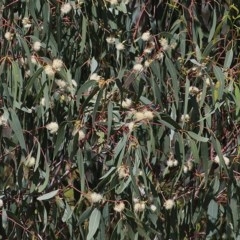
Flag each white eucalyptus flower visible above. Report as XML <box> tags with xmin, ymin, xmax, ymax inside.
<box><xmin>134</xmin><ymin>201</ymin><xmax>146</xmax><ymax>212</ymax></box>
<box><xmin>55</xmin><ymin>79</ymin><xmax>67</xmax><ymax>89</ymax></box>
<box><xmin>44</xmin><ymin>65</ymin><xmax>55</xmax><ymax>77</ymax></box>
<box><xmin>114</xmin><ymin>201</ymin><xmax>125</xmax><ymax>212</ymax></box>
<box><xmin>122</xmin><ymin>98</ymin><xmax>132</xmax><ymax>108</ymax></box>
<box><xmin>106</xmin><ymin>37</ymin><xmax>116</xmax><ymax>44</ymax></box>
<box><xmin>24</xmin><ymin>156</ymin><xmax>36</xmax><ymax>168</ymax></box>
<box><xmin>117</xmin><ymin>165</ymin><xmax>129</xmax><ymax>179</ymax></box>
<box><xmin>22</xmin><ymin>17</ymin><xmax>32</xmax><ymax>28</ymax></box>
<box><xmin>141</xmin><ymin>31</ymin><xmax>151</xmax><ymax>41</ymax></box>
<box><xmin>214</xmin><ymin>155</ymin><xmax>230</xmax><ymax>166</ymax></box>
<box><xmin>90</xmin><ymin>73</ymin><xmax>101</xmax><ymax>81</ymax></box>
<box><xmin>31</xmin><ymin>55</ymin><xmax>38</xmax><ymax>65</ymax></box>
<box><xmin>143</xmin><ymin>110</ymin><xmax>154</xmax><ymax>121</ymax></box>
<box><xmin>61</xmin><ymin>3</ymin><xmax>72</xmax><ymax>14</ymax></box>
<box><xmin>134</xmin><ymin>111</ymin><xmax>145</xmax><ymax>121</ymax></box>
<box><xmin>116</xmin><ymin>42</ymin><xmax>125</xmax><ymax>50</ymax></box>
<box><xmin>52</xmin><ymin>59</ymin><xmax>64</xmax><ymax>71</ymax></box>
<box><xmin>181</xmin><ymin>114</ymin><xmax>190</xmax><ymax>123</ymax></box>
<box><xmin>46</xmin><ymin>122</ymin><xmax>59</xmax><ymax>134</ymax></box>
<box><xmin>164</xmin><ymin>199</ymin><xmax>175</xmax><ymax>210</ymax></box>
<box><xmin>160</xmin><ymin>38</ymin><xmax>169</xmax><ymax>51</ymax></box>
<box><xmin>150</xmin><ymin>204</ymin><xmax>157</xmax><ymax>212</ymax></box>
<box><xmin>90</xmin><ymin>192</ymin><xmax>103</xmax><ymax>203</ymax></box>
<box><xmin>33</xmin><ymin>41</ymin><xmax>41</xmax><ymax>51</ymax></box>
<box><xmin>133</xmin><ymin>63</ymin><xmax>144</xmax><ymax>72</ymax></box>
<box><xmin>4</xmin><ymin>31</ymin><xmax>13</xmax><ymax>41</ymax></box>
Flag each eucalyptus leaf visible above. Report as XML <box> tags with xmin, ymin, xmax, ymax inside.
<box><xmin>87</xmin><ymin>208</ymin><xmax>101</xmax><ymax>240</ymax></box>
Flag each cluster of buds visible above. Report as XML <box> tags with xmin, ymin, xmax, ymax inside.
<box><xmin>166</xmin><ymin>152</ymin><xmax>178</xmax><ymax>168</ymax></box>
<box><xmin>44</xmin><ymin>59</ymin><xmax>64</xmax><ymax>77</ymax></box>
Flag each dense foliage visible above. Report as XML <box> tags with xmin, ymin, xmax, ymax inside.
<box><xmin>1</xmin><ymin>0</ymin><xmax>240</xmax><ymax>239</ymax></box>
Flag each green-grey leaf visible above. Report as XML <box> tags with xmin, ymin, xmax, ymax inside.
<box><xmin>87</xmin><ymin>208</ymin><xmax>101</xmax><ymax>240</ymax></box>
<box><xmin>37</xmin><ymin>189</ymin><xmax>59</xmax><ymax>201</ymax></box>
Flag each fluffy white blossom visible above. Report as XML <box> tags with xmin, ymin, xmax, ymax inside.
<box><xmin>160</xmin><ymin>37</ymin><xmax>169</xmax><ymax>51</ymax></box>
<box><xmin>31</xmin><ymin>55</ymin><xmax>38</xmax><ymax>65</ymax></box>
<box><xmin>133</xmin><ymin>198</ymin><xmax>139</xmax><ymax>203</ymax></box>
<box><xmin>143</xmin><ymin>110</ymin><xmax>154</xmax><ymax>121</ymax></box>
<box><xmin>183</xmin><ymin>165</ymin><xmax>189</xmax><ymax>174</ymax></box>
<box><xmin>106</xmin><ymin>36</ymin><xmax>116</xmax><ymax>44</ymax></box>
<box><xmin>133</xmin><ymin>63</ymin><xmax>144</xmax><ymax>72</ymax></box>
<box><xmin>134</xmin><ymin>111</ymin><xmax>145</xmax><ymax>121</ymax></box>
<box><xmin>90</xmin><ymin>192</ymin><xmax>103</xmax><ymax>203</ymax></box>
<box><xmin>117</xmin><ymin>165</ymin><xmax>129</xmax><ymax>179</ymax></box>
<box><xmin>214</xmin><ymin>155</ymin><xmax>230</xmax><ymax>166</ymax></box>
<box><xmin>116</xmin><ymin>42</ymin><xmax>125</xmax><ymax>51</ymax></box>
<box><xmin>183</xmin><ymin>161</ymin><xmax>194</xmax><ymax>173</ymax></box>
<box><xmin>33</xmin><ymin>41</ymin><xmax>41</xmax><ymax>51</ymax></box>
<box><xmin>166</xmin><ymin>159</ymin><xmax>174</xmax><ymax>167</ymax></box>
<box><xmin>187</xmin><ymin>161</ymin><xmax>193</xmax><ymax>171</ymax></box>
<box><xmin>173</xmin><ymin>159</ymin><xmax>178</xmax><ymax>166</ymax></box>
<box><xmin>164</xmin><ymin>199</ymin><xmax>175</xmax><ymax>210</ymax></box>
<box><xmin>155</xmin><ymin>51</ymin><xmax>164</xmax><ymax>60</ymax></box>
<box><xmin>46</xmin><ymin>122</ymin><xmax>59</xmax><ymax>134</ymax></box>
<box><xmin>143</xmin><ymin>48</ymin><xmax>153</xmax><ymax>54</ymax></box>
<box><xmin>150</xmin><ymin>204</ymin><xmax>157</xmax><ymax>212</ymax></box>
<box><xmin>122</xmin><ymin>98</ymin><xmax>132</xmax><ymax>108</ymax></box>
<box><xmin>22</xmin><ymin>17</ymin><xmax>32</xmax><ymax>28</ymax></box>
<box><xmin>52</xmin><ymin>59</ymin><xmax>64</xmax><ymax>71</ymax></box>
<box><xmin>114</xmin><ymin>201</ymin><xmax>125</xmax><ymax>212</ymax></box>
<box><xmin>90</xmin><ymin>73</ymin><xmax>101</xmax><ymax>81</ymax></box>
<box><xmin>19</xmin><ymin>57</ymin><xmax>27</xmax><ymax>66</ymax></box>
<box><xmin>44</xmin><ymin>65</ymin><xmax>55</xmax><ymax>77</ymax></box>
<box><xmin>171</xmin><ymin>42</ymin><xmax>177</xmax><ymax>49</ymax></box>
<box><xmin>55</xmin><ymin>79</ymin><xmax>67</xmax><ymax>89</ymax></box>
<box><xmin>4</xmin><ymin>31</ymin><xmax>13</xmax><ymax>41</ymax></box>
<box><xmin>189</xmin><ymin>86</ymin><xmax>199</xmax><ymax>95</ymax></box>
<box><xmin>24</xmin><ymin>156</ymin><xmax>36</xmax><ymax>168</ymax></box>
<box><xmin>61</xmin><ymin>3</ymin><xmax>72</xmax><ymax>14</ymax></box>
<box><xmin>134</xmin><ymin>110</ymin><xmax>154</xmax><ymax>121</ymax></box>
<box><xmin>167</xmin><ymin>157</ymin><xmax>178</xmax><ymax>167</ymax></box>
<box><xmin>144</xmin><ymin>59</ymin><xmax>153</xmax><ymax>67</ymax></box>
<box><xmin>180</xmin><ymin>114</ymin><xmax>190</xmax><ymax>123</ymax></box>
<box><xmin>0</xmin><ymin>116</ymin><xmax>8</xmax><ymax>127</ymax></box>
<box><xmin>134</xmin><ymin>201</ymin><xmax>146</xmax><ymax>212</ymax></box>
<box><xmin>141</xmin><ymin>31</ymin><xmax>151</xmax><ymax>41</ymax></box>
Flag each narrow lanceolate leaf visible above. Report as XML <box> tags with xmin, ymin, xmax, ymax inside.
<box><xmin>37</xmin><ymin>189</ymin><xmax>59</xmax><ymax>201</ymax></box>
<box><xmin>9</xmin><ymin>109</ymin><xmax>26</xmax><ymax>151</ymax></box>
<box><xmin>207</xmin><ymin>199</ymin><xmax>218</xmax><ymax>223</ymax></box>
<box><xmin>208</xmin><ymin>9</ymin><xmax>216</xmax><ymax>42</ymax></box>
<box><xmin>224</xmin><ymin>48</ymin><xmax>233</xmax><ymax>69</ymax></box>
<box><xmin>53</xmin><ymin>123</ymin><xmax>66</xmax><ymax>159</ymax></box>
<box><xmin>80</xmin><ymin>16</ymin><xmax>87</xmax><ymax>53</ymax></box>
<box><xmin>159</xmin><ymin>113</ymin><xmax>181</xmax><ymax>130</ymax></box>
<box><xmin>165</xmin><ymin>56</ymin><xmax>179</xmax><ymax>104</ymax></box>
<box><xmin>107</xmin><ymin>101</ymin><xmax>113</xmax><ymax>140</ymax></box>
<box><xmin>87</xmin><ymin>208</ymin><xmax>101</xmax><ymax>240</ymax></box>
<box><xmin>187</xmin><ymin>131</ymin><xmax>209</xmax><ymax>142</ymax></box>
